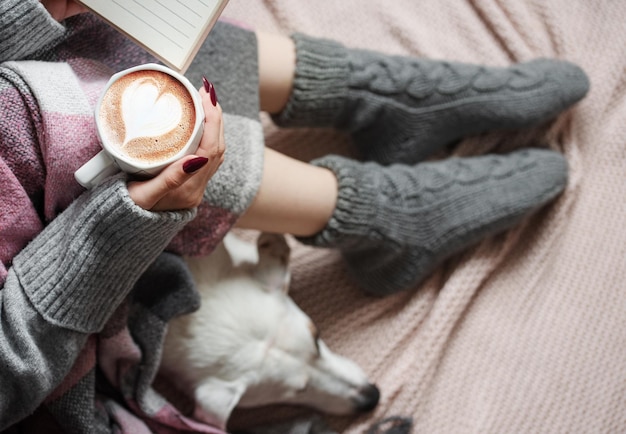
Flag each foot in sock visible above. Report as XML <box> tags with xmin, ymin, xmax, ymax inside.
<box><xmin>273</xmin><ymin>34</ymin><xmax>589</xmax><ymax>165</ymax></box>
<box><xmin>298</xmin><ymin>148</ymin><xmax>567</xmax><ymax>296</ymax></box>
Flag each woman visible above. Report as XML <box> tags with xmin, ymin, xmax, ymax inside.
<box><xmin>0</xmin><ymin>0</ymin><xmax>588</xmax><ymax>432</ymax></box>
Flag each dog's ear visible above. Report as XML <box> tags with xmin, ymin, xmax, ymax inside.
<box><xmin>254</xmin><ymin>233</ymin><xmax>291</xmax><ymax>294</ymax></box>
<box><xmin>193</xmin><ymin>377</ymin><xmax>247</xmax><ymax>430</ymax></box>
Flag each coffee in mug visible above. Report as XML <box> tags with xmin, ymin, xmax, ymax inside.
<box><xmin>75</xmin><ymin>63</ymin><xmax>204</xmax><ymax>189</ymax></box>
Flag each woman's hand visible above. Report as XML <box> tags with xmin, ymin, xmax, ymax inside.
<box><xmin>40</xmin><ymin>0</ymin><xmax>89</xmax><ymax>21</ymax></box>
<box><xmin>128</xmin><ymin>82</ymin><xmax>225</xmax><ymax>211</ymax></box>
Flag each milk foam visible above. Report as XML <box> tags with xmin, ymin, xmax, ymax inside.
<box><xmin>121</xmin><ymin>79</ymin><xmax>183</xmax><ymax>145</ymax></box>
<box><xmin>98</xmin><ymin>70</ymin><xmax>196</xmax><ymax>164</ymax></box>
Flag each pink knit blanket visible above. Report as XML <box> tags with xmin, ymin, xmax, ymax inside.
<box><xmin>222</xmin><ymin>1</ymin><xmax>626</xmax><ymax>432</ymax></box>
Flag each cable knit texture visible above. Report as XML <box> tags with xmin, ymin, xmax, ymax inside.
<box><xmin>274</xmin><ymin>33</ymin><xmax>589</xmax><ymax>164</ymax></box>
<box><xmin>301</xmin><ymin>149</ymin><xmax>567</xmax><ymax>295</ymax></box>
<box><xmin>223</xmin><ymin>2</ymin><xmax>624</xmax><ymax>433</ymax></box>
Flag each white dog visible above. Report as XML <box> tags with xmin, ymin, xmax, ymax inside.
<box><xmin>161</xmin><ymin>232</ymin><xmax>380</xmax><ymax>430</ymax></box>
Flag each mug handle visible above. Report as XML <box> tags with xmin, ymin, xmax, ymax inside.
<box><xmin>74</xmin><ymin>150</ymin><xmax>119</xmax><ymax>189</ymax></box>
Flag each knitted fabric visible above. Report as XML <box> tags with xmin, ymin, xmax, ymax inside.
<box><xmin>0</xmin><ymin>4</ymin><xmax>262</xmax><ymax>432</ymax></box>
<box><xmin>221</xmin><ymin>1</ymin><xmax>626</xmax><ymax>433</ymax></box>
<box><xmin>273</xmin><ymin>33</ymin><xmax>589</xmax><ymax>164</ymax></box>
<box><xmin>301</xmin><ymin>149</ymin><xmax>567</xmax><ymax>295</ymax></box>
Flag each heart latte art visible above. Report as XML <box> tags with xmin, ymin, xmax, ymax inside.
<box><xmin>98</xmin><ymin>70</ymin><xmax>196</xmax><ymax>164</ymax></box>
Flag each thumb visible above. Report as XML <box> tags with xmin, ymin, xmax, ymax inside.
<box><xmin>127</xmin><ymin>156</ymin><xmax>208</xmax><ymax>210</ymax></box>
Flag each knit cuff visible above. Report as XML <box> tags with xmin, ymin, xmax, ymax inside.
<box><xmin>297</xmin><ymin>156</ymin><xmax>378</xmax><ymax>249</ymax></box>
<box><xmin>271</xmin><ymin>33</ymin><xmax>350</xmax><ymax>128</ymax></box>
<box><xmin>184</xmin><ymin>20</ymin><xmax>264</xmax><ymax>214</ymax></box>
<box><xmin>12</xmin><ymin>176</ymin><xmax>196</xmax><ymax>333</ymax></box>
<box><xmin>0</xmin><ymin>0</ymin><xmax>67</xmax><ymax>63</ymax></box>
<box><xmin>203</xmin><ymin>113</ymin><xmax>264</xmax><ymax>215</ymax></box>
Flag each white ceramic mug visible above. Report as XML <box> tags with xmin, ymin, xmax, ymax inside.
<box><xmin>75</xmin><ymin>63</ymin><xmax>205</xmax><ymax>189</ymax></box>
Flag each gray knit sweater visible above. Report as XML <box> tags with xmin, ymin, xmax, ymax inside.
<box><xmin>0</xmin><ymin>1</ymin><xmax>262</xmax><ymax>432</ymax></box>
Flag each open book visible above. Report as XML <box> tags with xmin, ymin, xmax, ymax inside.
<box><xmin>77</xmin><ymin>0</ymin><xmax>230</xmax><ymax>73</ymax></box>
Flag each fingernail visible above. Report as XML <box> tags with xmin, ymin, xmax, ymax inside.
<box><xmin>183</xmin><ymin>156</ymin><xmax>209</xmax><ymax>174</ymax></box>
<box><xmin>202</xmin><ymin>76</ymin><xmax>218</xmax><ymax>106</ymax></box>
<box><xmin>209</xmin><ymin>82</ymin><xmax>218</xmax><ymax>106</ymax></box>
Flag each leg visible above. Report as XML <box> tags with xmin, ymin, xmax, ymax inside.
<box><xmin>194</xmin><ymin>24</ymin><xmax>588</xmax><ymax>168</ymax></box>
<box><xmin>257</xmin><ymin>32</ymin><xmax>295</xmax><ymax>115</ymax></box>
<box><xmin>300</xmin><ymin>149</ymin><xmax>567</xmax><ymax>295</ymax></box>
<box><xmin>271</xmin><ymin>34</ymin><xmax>590</xmax><ymax>164</ymax></box>
<box><xmin>238</xmin><ymin>146</ymin><xmax>568</xmax><ymax>296</ymax></box>
<box><xmin>190</xmin><ymin>25</ymin><xmax>295</xmax><ymax>114</ymax></box>
<box><xmin>236</xmin><ymin>148</ymin><xmax>337</xmax><ymax>236</ymax></box>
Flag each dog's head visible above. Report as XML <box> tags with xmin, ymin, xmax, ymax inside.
<box><xmin>164</xmin><ymin>233</ymin><xmax>379</xmax><ymax>429</ymax></box>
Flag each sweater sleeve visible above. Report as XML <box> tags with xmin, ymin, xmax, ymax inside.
<box><xmin>0</xmin><ymin>175</ymin><xmax>195</xmax><ymax>429</ymax></box>
<box><xmin>0</xmin><ymin>0</ymin><xmax>67</xmax><ymax>63</ymax></box>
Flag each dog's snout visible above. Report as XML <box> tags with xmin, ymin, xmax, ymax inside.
<box><xmin>355</xmin><ymin>383</ymin><xmax>380</xmax><ymax>413</ymax></box>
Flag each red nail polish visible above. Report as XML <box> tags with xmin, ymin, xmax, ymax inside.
<box><xmin>209</xmin><ymin>82</ymin><xmax>218</xmax><ymax>107</ymax></box>
<box><xmin>202</xmin><ymin>76</ymin><xmax>218</xmax><ymax>106</ymax></box>
<box><xmin>183</xmin><ymin>156</ymin><xmax>209</xmax><ymax>174</ymax></box>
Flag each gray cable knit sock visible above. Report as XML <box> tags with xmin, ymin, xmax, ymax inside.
<box><xmin>272</xmin><ymin>34</ymin><xmax>589</xmax><ymax>165</ymax></box>
<box><xmin>299</xmin><ymin>148</ymin><xmax>567</xmax><ymax>296</ymax></box>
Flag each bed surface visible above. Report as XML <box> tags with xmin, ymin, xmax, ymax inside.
<box><xmin>220</xmin><ymin>1</ymin><xmax>626</xmax><ymax>432</ymax></box>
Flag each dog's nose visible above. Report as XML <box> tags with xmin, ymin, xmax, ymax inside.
<box><xmin>355</xmin><ymin>383</ymin><xmax>380</xmax><ymax>413</ymax></box>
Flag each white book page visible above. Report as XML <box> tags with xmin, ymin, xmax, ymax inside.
<box><xmin>78</xmin><ymin>0</ymin><xmax>229</xmax><ymax>72</ymax></box>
